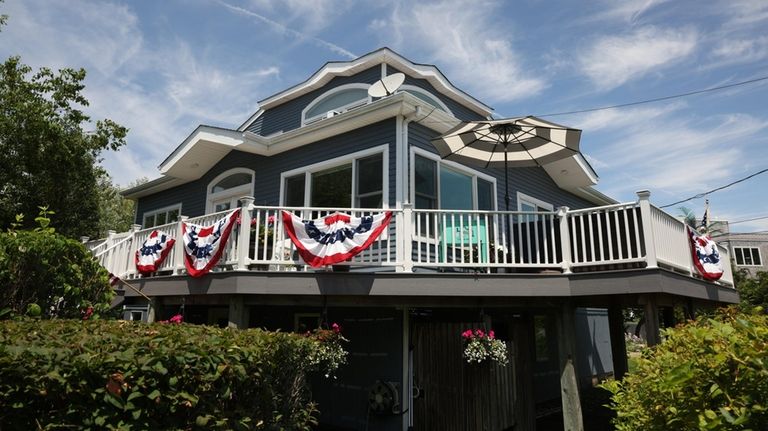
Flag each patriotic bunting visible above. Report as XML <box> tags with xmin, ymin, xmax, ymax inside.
<box><xmin>182</xmin><ymin>209</ymin><xmax>240</xmax><ymax>277</ymax></box>
<box><xmin>687</xmin><ymin>226</ymin><xmax>723</xmax><ymax>281</ymax></box>
<box><xmin>282</xmin><ymin>210</ymin><xmax>392</xmax><ymax>267</ymax></box>
<box><xmin>135</xmin><ymin>230</ymin><xmax>175</xmax><ymax>275</ymax></box>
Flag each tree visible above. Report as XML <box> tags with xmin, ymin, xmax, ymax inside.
<box><xmin>95</xmin><ymin>176</ymin><xmax>148</xmax><ymax>238</ymax></box>
<box><xmin>735</xmin><ymin>268</ymin><xmax>768</xmax><ymax>309</ymax></box>
<box><xmin>678</xmin><ymin>206</ymin><xmax>724</xmax><ymax>236</ymax></box>
<box><xmin>0</xmin><ymin>56</ymin><xmax>127</xmax><ymax>238</ymax></box>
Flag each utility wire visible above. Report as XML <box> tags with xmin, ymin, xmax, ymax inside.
<box><xmin>534</xmin><ymin>75</ymin><xmax>768</xmax><ymax>118</ymax></box>
<box><xmin>659</xmin><ymin>168</ymin><xmax>768</xmax><ymax>208</ymax></box>
<box><xmin>729</xmin><ymin>215</ymin><xmax>768</xmax><ymax>225</ymax></box>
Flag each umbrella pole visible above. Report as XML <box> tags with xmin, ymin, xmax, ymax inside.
<box><xmin>504</xmin><ymin>152</ymin><xmax>512</xmax><ymax>261</ymax></box>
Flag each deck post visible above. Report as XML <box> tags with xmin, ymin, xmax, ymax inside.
<box><xmin>237</xmin><ymin>196</ymin><xmax>255</xmax><ymax>270</ymax></box>
<box><xmin>608</xmin><ymin>305</ymin><xmax>628</xmax><ymax>380</ymax></box>
<box><xmin>228</xmin><ymin>296</ymin><xmax>248</xmax><ymax>329</ymax></box>
<box><xmin>557</xmin><ymin>302</ymin><xmax>584</xmax><ymax>431</ymax></box>
<box><xmin>558</xmin><ymin>207</ymin><xmax>573</xmax><ymax>274</ymax></box>
<box><xmin>636</xmin><ymin>190</ymin><xmax>658</xmax><ymax>269</ymax></box>
<box><xmin>174</xmin><ymin>216</ymin><xmax>188</xmax><ymax>275</ymax></box>
<box><xmin>401</xmin><ymin>203</ymin><xmax>414</xmax><ymax>273</ymax></box>
<box><xmin>642</xmin><ymin>295</ymin><xmax>661</xmax><ymax>346</ymax></box>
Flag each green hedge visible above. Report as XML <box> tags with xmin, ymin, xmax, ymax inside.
<box><xmin>0</xmin><ymin>319</ymin><xmax>326</xmax><ymax>430</ymax></box>
<box><xmin>603</xmin><ymin>307</ymin><xmax>768</xmax><ymax>431</ymax></box>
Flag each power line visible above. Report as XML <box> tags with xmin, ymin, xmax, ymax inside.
<box><xmin>659</xmin><ymin>167</ymin><xmax>768</xmax><ymax>208</ymax></box>
<box><xmin>730</xmin><ymin>215</ymin><xmax>768</xmax><ymax>225</ymax></box>
<box><xmin>534</xmin><ymin>75</ymin><xmax>768</xmax><ymax>118</ymax></box>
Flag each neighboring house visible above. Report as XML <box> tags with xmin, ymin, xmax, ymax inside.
<box><xmin>93</xmin><ymin>48</ymin><xmax>737</xmax><ymax>431</ymax></box>
<box><xmin>714</xmin><ymin>221</ymin><xmax>768</xmax><ymax>277</ymax></box>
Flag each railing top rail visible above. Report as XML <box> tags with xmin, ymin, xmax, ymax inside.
<box><xmin>411</xmin><ymin>208</ymin><xmax>557</xmax><ymax>215</ymax></box>
<box><xmin>248</xmin><ymin>205</ymin><xmax>401</xmax><ymax>213</ymax></box>
<box><xmin>93</xmin><ymin>233</ymin><xmax>134</xmax><ymax>258</ymax></box>
<box><xmin>133</xmin><ymin>220</ymin><xmax>181</xmax><ymax>236</ymax></box>
<box><xmin>649</xmin><ymin>204</ymin><xmax>688</xmax><ymax>226</ymax></box>
<box><xmin>567</xmin><ymin>201</ymin><xmax>638</xmax><ymax>214</ymax></box>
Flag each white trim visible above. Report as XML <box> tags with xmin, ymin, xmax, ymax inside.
<box><xmin>142</xmin><ymin>203</ymin><xmax>182</xmax><ymax>228</ymax></box>
<box><xmin>254</xmin><ymin>48</ymin><xmax>493</xmax><ymax>116</ymax></box>
<box><xmin>278</xmin><ymin>144</ymin><xmax>390</xmax><ymax>208</ymax></box>
<box><xmin>300</xmin><ymin>83</ymin><xmax>372</xmax><ymax>127</ymax></box>
<box><xmin>733</xmin><ymin>246</ymin><xmax>763</xmax><ymax>267</ymax></box>
<box><xmin>395</xmin><ymin>116</ymin><xmax>404</xmax><ymax>208</ymax></box>
<box><xmin>409</xmin><ymin>147</ymin><xmax>497</xmax><ymax>210</ymax></box>
<box><xmin>205</xmin><ymin>168</ymin><xmax>255</xmax><ymax>213</ymax></box>
<box><xmin>516</xmin><ymin>192</ymin><xmax>554</xmax><ymax>211</ymax></box>
<box><xmin>398</xmin><ymin>85</ymin><xmax>453</xmax><ymax>116</ymax></box>
<box><xmin>237</xmin><ymin>108</ymin><xmax>264</xmax><ymax>132</ymax></box>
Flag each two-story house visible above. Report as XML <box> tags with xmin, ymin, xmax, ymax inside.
<box><xmin>94</xmin><ymin>48</ymin><xmax>738</xmax><ymax>431</ymax></box>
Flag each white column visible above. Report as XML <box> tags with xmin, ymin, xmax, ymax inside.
<box><xmin>401</xmin><ymin>203</ymin><xmax>414</xmax><ymax>273</ymax></box>
<box><xmin>558</xmin><ymin>206</ymin><xmax>572</xmax><ymax>274</ymax></box>
<box><xmin>636</xmin><ymin>190</ymin><xmax>658</xmax><ymax>269</ymax></box>
<box><xmin>237</xmin><ymin>196</ymin><xmax>255</xmax><ymax>270</ymax></box>
<box><xmin>174</xmin><ymin>216</ymin><xmax>188</xmax><ymax>275</ymax></box>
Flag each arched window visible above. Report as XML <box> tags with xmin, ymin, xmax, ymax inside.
<box><xmin>206</xmin><ymin>168</ymin><xmax>255</xmax><ymax>213</ymax></box>
<box><xmin>302</xmin><ymin>84</ymin><xmax>370</xmax><ymax>125</ymax></box>
<box><xmin>400</xmin><ymin>85</ymin><xmax>453</xmax><ymax>115</ymax></box>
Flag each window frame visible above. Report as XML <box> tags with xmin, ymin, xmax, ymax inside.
<box><xmin>142</xmin><ymin>203</ymin><xmax>182</xmax><ymax>229</ymax></box>
<box><xmin>733</xmin><ymin>246</ymin><xmax>763</xmax><ymax>267</ymax></box>
<box><xmin>409</xmin><ymin>147</ymin><xmax>497</xmax><ymax>211</ymax></box>
<box><xmin>279</xmin><ymin>144</ymin><xmax>390</xmax><ymax>209</ymax></box>
<box><xmin>301</xmin><ymin>83</ymin><xmax>372</xmax><ymax>126</ymax></box>
<box><xmin>205</xmin><ymin>168</ymin><xmax>255</xmax><ymax>214</ymax></box>
<box><xmin>516</xmin><ymin>192</ymin><xmax>554</xmax><ymax>212</ymax></box>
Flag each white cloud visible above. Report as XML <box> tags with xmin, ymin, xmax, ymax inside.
<box><xmin>571</xmin><ymin>102</ymin><xmax>685</xmax><ymax>131</ymax></box>
<box><xmin>593</xmin><ymin>113</ymin><xmax>768</xmax><ymax>196</ymax></box>
<box><xmin>382</xmin><ymin>0</ymin><xmax>546</xmax><ymax>103</ymax></box>
<box><xmin>247</xmin><ymin>0</ymin><xmax>355</xmax><ymax>33</ymax></box>
<box><xmin>718</xmin><ymin>0</ymin><xmax>768</xmax><ymax>28</ymax></box>
<box><xmin>710</xmin><ymin>36</ymin><xmax>768</xmax><ymax>66</ymax></box>
<box><xmin>0</xmin><ymin>0</ymin><xmax>282</xmax><ymax>187</ymax></box>
<box><xmin>216</xmin><ymin>0</ymin><xmax>356</xmax><ymax>59</ymax></box>
<box><xmin>582</xmin><ymin>0</ymin><xmax>669</xmax><ymax>24</ymax></box>
<box><xmin>579</xmin><ymin>26</ymin><xmax>697</xmax><ymax>90</ymax></box>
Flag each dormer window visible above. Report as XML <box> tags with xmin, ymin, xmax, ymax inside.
<box><xmin>399</xmin><ymin>85</ymin><xmax>453</xmax><ymax>115</ymax></box>
<box><xmin>302</xmin><ymin>84</ymin><xmax>370</xmax><ymax>126</ymax></box>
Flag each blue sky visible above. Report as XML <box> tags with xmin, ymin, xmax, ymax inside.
<box><xmin>1</xmin><ymin>0</ymin><xmax>766</xmax><ymax>231</ymax></box>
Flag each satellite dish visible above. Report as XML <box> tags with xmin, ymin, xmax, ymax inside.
<box><xmin>368</xmin><ymin>73</ymin><xmax>405</xmax><ymax>98</ymax></box>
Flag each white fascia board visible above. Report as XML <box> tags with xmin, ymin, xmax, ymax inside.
<box><xmin>542</xmin><ymin>154</ymin><xmax>598</xmax><ymax>192</ymax></box>
<box><xmin>256</xmin><ymin>48</ymin><xmax>492</xmax><ymax>117</ymax></box>
<box><xmin>237</xmin><ymin>107</ymin><xmax>263</xmax><ymax>132</ymax></box>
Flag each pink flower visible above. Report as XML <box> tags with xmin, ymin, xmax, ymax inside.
<box><xmin>475</xmin><ymin>329</ymin><xmax>485</xmax><ymax>338</ymax></box>
<box><xmin>331</xmin><ymin>322</ymin><xmax>341</xmax><ymax>333</ymax></box>
<box><xmin>82</xmin><ymin>306</ymin><xmax>94</xmax><ymax>321</ymax></box>
<box><xmin>461</xmin><ymin>329</ymin><xmax>474</xmax><ymax>339</ymax></box>
<box><xmin>267</xmin><ymin>215</ymin><xmax>275</xmax><ymax>226</ymax></box>
<box><xmin>488</xmin><ymin>330</ymin><xmax>495</xmax><ymax>339</ymax></box>
<box><xmin>169</xmin><ymin>314</ymin><xmax>183</xmax><ymax>324</ymax></box>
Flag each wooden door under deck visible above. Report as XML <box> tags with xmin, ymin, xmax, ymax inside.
<box><xmin>412</xmin><ymin>322</ymin><xmax>516</xmax><ymax>431</ymax></box>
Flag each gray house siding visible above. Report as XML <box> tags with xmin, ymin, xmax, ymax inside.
<box><xmin>246</xmin><ymin>65</ymin><xmax>382</xmax><ymax>136</ymax></box>
<box><xmin>136</xmin><ymin>119</ymin><xmax>397</xmax><ymax>224</ymax></box>
<box><xmin>408</xmin><ymin>122</ymin><xmax>594</xmax><ymax>211</ymax></box>
<box><xmin>387</xmin><ymin>65</ymin><xmax>486</xmax><ymax>121</ymax></box>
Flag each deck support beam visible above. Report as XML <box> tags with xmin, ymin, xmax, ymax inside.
<box><xmin>557</xmin><ymin>302</ymin><xmax>584</xmax><ymax>431</ymax></box>
<box><xmin>608</xmin><ymin>305</ymin><xmax>628</xmax><ymax>380</ymax></box>
<box><xmin>228</xmin><ymin>295</ymin><xmax>249</xmax><ymax>329</ymax></box>
<box><xmin>642</xmin><ymin>295</ymin><xmax>661</xmax><ymax>346</ymax></box>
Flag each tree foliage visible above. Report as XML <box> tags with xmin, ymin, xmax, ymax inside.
<box><xmin>603</xmin><ymin>307</ymin><xmax>768</xmax><ymax>431</ymax></box>
<box><xmin>96</xmin><ymin>175</ymin><xmax>146</xmax><ymax>238</ymax></box>
<box><xmin>0</xmin><ymin>209</ymin><xmax>113</xmax><ymax>319</ymax></box>
<box><xmin>0</xmin><ymin>319</ymin><xmax>345</xmax><ymax>429</ymax></box>
<box><xmin>0</xmin><ymin>56</ymin><xmax>127</xmax><ymax>238</ymax></box>
<box><xmin>735</xmin><ymin>268</ymin><xmax>768</xmax><ymax>310</ymax></box>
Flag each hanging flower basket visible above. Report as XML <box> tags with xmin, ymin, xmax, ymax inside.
<box><xmin>461</xmin><ymin>328</ymin><xmax>509</xmax><ymax>366</ymax></box>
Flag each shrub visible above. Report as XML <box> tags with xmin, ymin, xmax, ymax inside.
<box><xmin>0</xmin><ymin>319</ymin><xmax>342</xmax><ymax>429</ymax></box>
<box><xmin>603</xmin><ymin>307</ymin><xmax>768</xmax><ymax>431</ymax></box>
<box><xmin>0</xmin><ymin>210</ymin><xmax>113</xmax><ymax>319</ymax></box>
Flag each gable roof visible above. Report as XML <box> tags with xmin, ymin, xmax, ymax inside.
<box><xmin>237</xmin><ymin>47</ymin><xmax>493</xmax><ymax>131</ymax></box>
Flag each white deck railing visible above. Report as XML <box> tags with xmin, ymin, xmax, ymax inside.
<box><xmin>93</xmin><ymin>192</ymin><xmax>734</xmax><ymax>287</ymax></box>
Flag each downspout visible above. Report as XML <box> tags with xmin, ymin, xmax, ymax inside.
<box><xmin>401</xmin><ymin>105</ymin><xmax>421</xmax><ymax>206</ymax></box>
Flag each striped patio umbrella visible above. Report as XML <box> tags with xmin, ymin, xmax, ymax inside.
<box><xmin>430</xmin><ymin>116</ymin><xmax>582</xmax><ymax>211</ymax></box>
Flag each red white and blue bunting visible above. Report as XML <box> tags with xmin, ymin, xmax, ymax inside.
<box><xmin>135</xmin><ymin>230</ymin><xmax>175</xmax><ymax>275</ymax></box>
<box><xmin>182</xmin><ymin>209</ymin><xmax>240</xmax><ymax>277</ymax></box>
<box><xmin>282</xmin><ymin>210</ymin><xmax>392</xmax><ymax>267</ymax></box>
<box><xmin>687</xmin><ymin>227</ymin><xmax>723</xmax><ymax>281</ymax></box>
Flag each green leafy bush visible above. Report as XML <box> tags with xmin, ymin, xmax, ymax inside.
<box><xmin>603</xmin><ymin>307</ymin><xmax>768</xmax><ymax>430</ymax></box>
<box><xmin>0</xmin><ymin>210</ymin><xmax>113</xmax><ymax>319</ymax></box>
<box><xmin>0</xmin><ymin>319</ymin><xmax>338</xmax><ymax>429</ymax></box>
